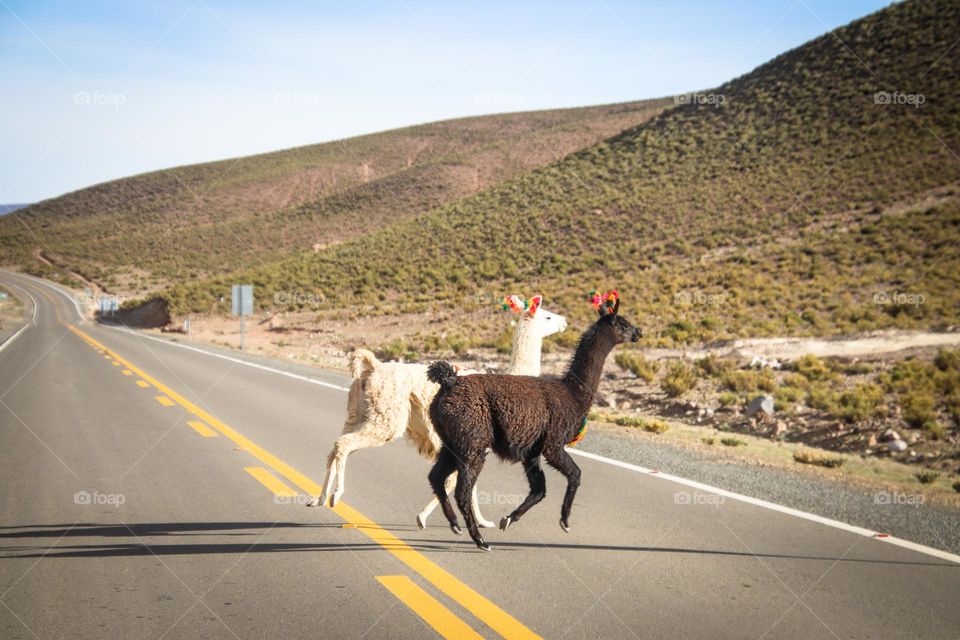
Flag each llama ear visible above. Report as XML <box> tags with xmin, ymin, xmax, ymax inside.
<box><xmin>611</xmin><ymin>297</ymin><xmax>620</xmax><ymax>316</ymax></box>
<box><xmin>526</xmin><ymin>295</ymin><xmax>542</xmax><ymax>317</ymax></box>
<box><xmin>502</xmin><ymin>295</ymin><xmax>525</xmax><ymax>314</ymax></box>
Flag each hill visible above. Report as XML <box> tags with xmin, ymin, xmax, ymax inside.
<box><xmin>166</xmin><ymin>0</ymin><xmax>960</xmax><ymax>348</ymax></box>
<box><xmin>0</xmin><ymin>99</ymin><xmax>670</xmax><ymax>292</ymax></box>
<box><xmin>0</xmin><ymin>204</ymin><xmax>30</xmax><ymax>216</ymax></box>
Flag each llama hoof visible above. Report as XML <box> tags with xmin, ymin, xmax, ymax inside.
<box><xmin>305</xmin><ymin>496</ymin><xmax>323</xmax><ymax>507</ymax></box>
<box><xmin>450</xmin><ymin>524</ymin><xmax>462</xmax><ymax>536</ymax></box>
<box><xmin>416</xmin><ymin>515</ymin><xmax>426</xmax><ymax>530</ymax></box>
<box><xmin>476</xmin><ymin>541</ymin><xmax>491</xmax><ymax>552</ymax></box>
<box><xmin>499</xmin><ymin>515</ymin><xmax>513</xmax><ymax>531</ymax></box>
<box><xmin>559</xmin><ymin>518</ymin><xmax>570</xmax><ymax>533</ymax></box>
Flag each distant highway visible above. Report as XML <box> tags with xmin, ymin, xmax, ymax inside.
<box><xmin>0</xmin><ymin>271</ymin><xmax>958</xmax><ymax>639</ymax></box>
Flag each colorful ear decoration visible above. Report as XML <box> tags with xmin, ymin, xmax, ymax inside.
<box><xmin>502</xmin><ymin>295</ymin><xmax>526</xmax><ymax>314</ymax></box>
<box><xmin>590</xmin><ymin>289</ymin><xmax>620</xmax><ymax>315</ymax></box>
<box><xmin>526</xmin><ymin>295</ymin><xmax>542</xmax><ymax>317</ymax></box>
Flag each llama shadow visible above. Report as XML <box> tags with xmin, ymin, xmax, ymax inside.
<box><xmin>0</xmin><ymin>522</ymin><xmax>954</xmax><ymax>567</ymax></box>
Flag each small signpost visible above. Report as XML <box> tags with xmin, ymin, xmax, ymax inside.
<box><xmin>98</xmin><ymin>295</ymin><xmax>119</xmax><ymax>317</ymax></box>
<box><xmin>231</xmin><ymin>285</ymin><xmax>253</xmax><ymax>351</ymax></box>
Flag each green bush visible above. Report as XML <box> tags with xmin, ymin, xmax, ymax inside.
<box><xmin>615</xmin><ymin>352</ymin><xmax>659</xmax><ymax>383</ymax></box>
<box><xmin>661</xmin><ymin>361</ymin><xmax>697</xmax><ymax>398</ymax></box>
<box><xmin>794</xmin><ymin>355</ymin><xmax>837</xmax><ymax>382</ymax></box>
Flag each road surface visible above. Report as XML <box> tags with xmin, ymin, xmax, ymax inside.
<box><xmin>0</xmin><ymin>271</ymin><xmax>957</xmax><ymax>639</ymax></box>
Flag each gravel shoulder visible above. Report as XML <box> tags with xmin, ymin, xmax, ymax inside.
<box><xmin>579</xmin><ymin>421</ymin><xmax>960</xmax><ymax>555</ymax></box>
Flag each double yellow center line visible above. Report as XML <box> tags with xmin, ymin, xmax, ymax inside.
<box><xmin>66</xmin><ymin>323</ymin><xmax>541</xmax><ymax>640</ymax></box>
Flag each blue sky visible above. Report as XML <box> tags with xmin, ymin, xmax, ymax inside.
<box><xmin>1</xmin><ymin>0</ymin><xmax>891</xmax><ymax>202</ymax></box>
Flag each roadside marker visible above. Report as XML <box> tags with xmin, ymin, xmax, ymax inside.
<box><xmin>377</xmin><ymin>576</ymin><xmax>484</xmax><ymax>640</ymax></box>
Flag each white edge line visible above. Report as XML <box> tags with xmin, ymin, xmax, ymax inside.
<box><xmin>567</xmin><ymin>448</ymin><xmax>960</xmax><ymax>565</ymax></box>
<box><xmin>4</xmin><ymin>271</ymin><xmax>84</xmax><ymax>323</ymax></box>
<box><xmin>0</xmin><ymin>281</ymin><xmax>37</xmax><ymax>353</ymax></box>
<box><xmin>9</xmin><ymin>272</ymin><xmax>958</xmax><ymax>565</ymax></box>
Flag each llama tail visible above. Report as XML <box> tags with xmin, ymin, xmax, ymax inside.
<box><xmin>349</xmin><ymin>348</ymin><xmax>380</xmax><ymax>380</ymax></box>
<box><xmin>427</xmin><ymin>361</ymin><xmax>458</xmax><ymax>392</ymax></box>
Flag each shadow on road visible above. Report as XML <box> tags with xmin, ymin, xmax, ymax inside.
<box><xmin>0</xmin><ymin>522</ymin><xmax>956</xmax><ymax>567</ymax></box>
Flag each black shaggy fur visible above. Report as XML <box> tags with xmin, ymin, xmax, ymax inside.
<box><xmin>426</xmin><ymin>300</ymin><xmax>641</xmax><ymax>550</ymax></box>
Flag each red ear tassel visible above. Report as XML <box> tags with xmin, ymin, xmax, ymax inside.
<box><xmin>590</xmin><ymin>289</ymin><xmax>619</xmax><ymax>314</ymax></box>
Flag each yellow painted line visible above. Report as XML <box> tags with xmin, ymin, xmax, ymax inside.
<box><xmin>244</xmin><ymin>466</ymin><xmax>297</xmax><ymax>497</ymax></box>
<box><xmin>377</xmin><ymin>576</ymin><xmax>484</xmax><ymax>640</ymax></box>
<box><xmin>111</xmin><ymin>361</ymin><xmax>121</xmax><ymax>366</ymax></box>
<box><xmin>104</xmin><ymin>355</ymin><xmax>113</xmax><ymax>360</ymax></box>
<box><xmin>187</xmin><ymin>419</ymin><xmax>218</xmax><ymax>438</ymax></box>
<box><xmin>66</xmin><ymin>324</ymin><xmax>541</xmax><ymax>640</ymax></box>
<box><xmin>155</xmin><ymin>395</ymin><xmax>175</xmax><ymax>407</ymax></box>
<box><xmin>135</xmin><ymin>380</ymin><xmax>150</xmax><ymax>388</ymax></box>
<box><xmin>121</xmin><ymin>369</ymin><xmax>133</xmax><ymax>376</ymax></box>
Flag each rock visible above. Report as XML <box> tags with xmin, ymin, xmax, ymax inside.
<box><xmin>880</xmin><ymin>429</ymin><xmax>900</xmax><ymax>443</ymax></box>
<box><xmin>887</xmin><ymin>440</ymin><xmax>908</xmax><ymax>452</ymax></box>
<box><xmin>867</xmin><ymin>434</ymin><xmax>878</xmax><ymax>447</ymax></box>
<box><xmin>772</xmin><ymin>421</ymin><xmax>788</xmax><ymax>437</ymax></box>
<box><xmin>745</xmin><ymin>395</ymin><xmax>775</xmax><ymax>419</ymax></box>
<box><xmin>907</xmin><ymin>432</ymin><xmax>922</xmax><ymax>444</ymax></box>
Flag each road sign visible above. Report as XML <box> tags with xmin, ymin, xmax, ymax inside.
<box><xmin>231</xmin><ymin>285</ymin><xmax>254</xmax><ymax>351</ymax></box>
<box><xmin>231</xmin><ymin>285</ymin><xmax>253</xmax><ymax>316</ymax></box>
<box><xmin>98</xmin><ymin>296</ymin><xmax>119</xmax><ymax>316</ymax></box>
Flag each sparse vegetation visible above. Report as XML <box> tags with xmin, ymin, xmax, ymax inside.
<box><xmin>915</xmin><ymin>470</ymin><xmax>940</xmax><ymax>484</ymax></box>
<box><xmin>720</xmin><ymin>437</ymin><xmax>746</xmax><ymax>447</ymax></box>
<box><xmin>793</xmin><ymin>450</ymin><xmax>845</xmax><ymax>468</ymax></box>
<box><xmin>615</xmin><ymin>351</ymin><xmax>659</xmax><ymax>383</ymax></box>
<box><xmin>661</xmin><ymin>361</ymin><xmax>697</xmax><ymax>398</ymax></box>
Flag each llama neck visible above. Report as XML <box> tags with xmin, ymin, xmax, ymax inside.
<box><xmin>563</xmin><ymin>323</ymin><xmax>615</xmax><ymax>411</ymax></box>
<box><xmin>505</xmin><ymin>319</ymin><xmax>542</xmax><ymax>376</ymax></box>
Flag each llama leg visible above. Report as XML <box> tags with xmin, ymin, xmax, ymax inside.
<box><xmin>454</xmin><ymin>455</ymin><xmax>489</xmax><ymax>551</ymax></box>
<box><xmin>499</xmin><ymin>455</ymin><xmax>547</xmax><ymax>531</ymax></box>
<box><xmin>326</xmin><ymin>430</ymin><xmax>390</xmax><ymax>507</ymax></box>
<box><xmin>428</xmin><ymin>447</ymin><xmax>461</xmax><ymax>535</ymax></box>
<box><xmin>543</xmin><ymin>447</ymin><xmax>582</xmax><ymax>532</ymax></box>
<box><xmin>470</xmin><ymin>485</ymin><xmax>496</xmax><ymax>528</ymax></box>
<box><xmin>306</xmin><ymin>447</ymin><xmax>338</xmax><ymax>507</ymax></box>
<box><xmin>417</xmin><ymin>471</ymin><xmax>457</xmax><ymax>530</ymax></box>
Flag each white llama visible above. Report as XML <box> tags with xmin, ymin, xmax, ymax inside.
<box><xmin>307</xmin><ymin>295</ymin><xmax>566</xmax><ymax>529</ymax></box>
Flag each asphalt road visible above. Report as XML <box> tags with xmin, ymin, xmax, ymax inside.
<box><xmin>0</xmin><ymin>271</ymin><xmax>958</xmax><ymax>640</ymax></box>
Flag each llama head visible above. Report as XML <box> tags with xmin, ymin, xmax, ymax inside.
<box><xmin>593</xmin><ymin>290</ymin><xmax>642</xmax><ymax>344</ymax></box>
<box><xmin>503</xmin><ymin>294</ymin><xmax>567</xmax><ymax>338</ymax></box>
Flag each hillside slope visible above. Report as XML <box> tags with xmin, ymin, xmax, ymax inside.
<box><xmin>168</xmin><ymin>0</ymin><xmax>960</xmax><ymax>346</ymax></box>
<box><xmin>0</xmin><ymin>98</ymin><xmax>671</xmax><ymax>290</ymax></box>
